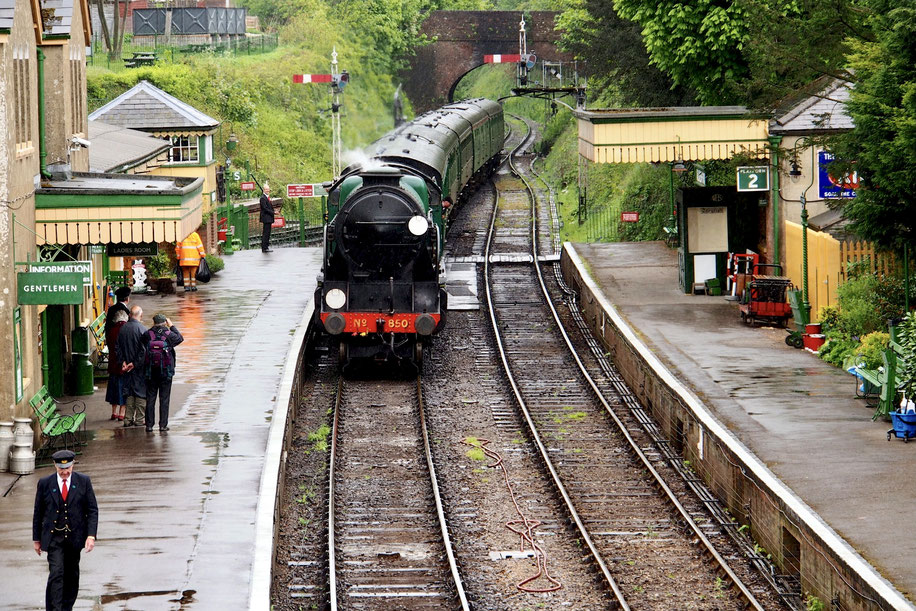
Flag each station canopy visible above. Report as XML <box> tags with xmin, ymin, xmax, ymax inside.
<box><xmin>574</xmin><ymin>106</ymin><xmax>770</xmax><ymax>164</ymax></box>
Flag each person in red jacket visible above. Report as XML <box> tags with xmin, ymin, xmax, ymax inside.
<box><xmin>176</xmin><ymin>231</ymin><xmax>206</xmax><ymax>292</ymax></box>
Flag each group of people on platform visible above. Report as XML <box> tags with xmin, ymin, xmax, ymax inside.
<box><xmin>104</xmin><ymin>287</ymin><xmax>184</xmax><ymax>433</ymax></box>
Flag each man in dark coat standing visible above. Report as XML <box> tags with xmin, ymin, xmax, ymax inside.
<box><xmin>259</xmin><ymin>183</ymin><xmax>275</xmax><ymax>253</ymax></box>
<box><xmin>33</xmin><ymin>450</ymin><xmax>98</xmax><ymax>611</ymax></box>
<box><xmin>116</xmin><ymin>305</ymin><xmax>147</xmax><ymax>426</ymax></box>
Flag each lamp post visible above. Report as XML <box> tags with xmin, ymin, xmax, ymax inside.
<box><xmin>800</xmin><ymin>193</ymin><xmax>811</xmax><ymax>324</ymax></box>
<box><xmin>223</xmin><ymin>133</ymin><xmax>240</xmax><ymax>255</ymax></box>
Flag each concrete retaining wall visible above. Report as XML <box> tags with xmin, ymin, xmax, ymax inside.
<box><xmin>561</xmin><ymin>243</ymin><xmax>912</xmax><ymax>611</ymax></box>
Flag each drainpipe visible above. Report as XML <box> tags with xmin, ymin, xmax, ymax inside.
<box><xmin>37</xmin><ymin>48</ymin><xmax>51</xmax><ymax>179</ymax></box>
<box><xmin>768</xmin><ymin>135</ymin><xmax>782</xmax><ymax>266</ymax></box>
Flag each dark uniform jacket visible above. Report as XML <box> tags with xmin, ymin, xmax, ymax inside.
<box><xmin>104</xmin><ymin>301</ymin><xmax>130</xmax><ymax>334</ymax></box>
<box><xmin>259</xmin><ymin>193</ymin><xmax>275</xmax><ymax>224</ymax></box>
<box><xmin>116</xmin><ymin>318</ymin><xmax>147</xmax><ymax>397</ymax></box>
<box><xmin>33</xmin><ymin>472</ymin><xmax>98</xmax><ymax>550</ymax></box>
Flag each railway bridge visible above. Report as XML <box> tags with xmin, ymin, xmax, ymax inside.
<box><xmin>403</xmin><ymin>10</ymin><xmax>575</xmax><ymax>112</ymax></box>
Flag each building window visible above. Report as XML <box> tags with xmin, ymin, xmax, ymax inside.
<box><xmin>166</xmin><ymin>135</ymin><xmax>199</xmax><ymax>163</ymax></box>
<box><xmin>14</xmin><ymin>308</ymin><xmax>23</xmax><ymax>402</ymax></box>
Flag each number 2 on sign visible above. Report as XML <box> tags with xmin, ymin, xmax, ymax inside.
<box><xmin>748</xmin><ymin>174</ymin><xmax>758</xmax><ymax>189</ymax></box>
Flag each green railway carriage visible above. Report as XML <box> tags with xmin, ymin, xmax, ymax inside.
<box><xmin>317</xmin><ymin>98</ymin><xmax>504</xmax><ymax>369</ymax></box>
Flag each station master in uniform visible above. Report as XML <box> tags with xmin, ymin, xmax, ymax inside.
<box><xmin>33</xmin><ymin>450</ymin><xmax>98</xmax><ymax>611</ymax></box>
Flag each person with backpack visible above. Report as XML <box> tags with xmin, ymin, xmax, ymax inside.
<box><xmin>143</xmin><ymin>314</ymin><xmax>184</xmax><ymax>433</ymax></box>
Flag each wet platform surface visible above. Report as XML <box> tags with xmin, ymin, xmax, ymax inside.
<box><xmin>573</xmin><ymin>241</ymin><xmax>916</xmax><ymax>603</ymax></box>
<box><xmin>0</xmin><ymin>248</ymin><xmax>320</xmax><ymax>610</ymax></box>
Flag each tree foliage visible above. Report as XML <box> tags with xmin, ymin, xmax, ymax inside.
<box><xmin>828</xmin><ymin>0</ymin><xmax>916</xmax><ymax>252</ymax></box>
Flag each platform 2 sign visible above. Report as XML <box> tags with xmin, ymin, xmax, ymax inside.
<box><xmin>818</xmin><ymin>151</ymin><xmax>858</xmax><ymax>199</ymax></box>
<box><xmin>17</xmin><ymin>272</ymin><xmax>85</xmax><ymax>305</ymax></box>
<box><xmin>736</xmin><ymin>166</ymin><xmax>770</xmax><ymax>192</ymax></box>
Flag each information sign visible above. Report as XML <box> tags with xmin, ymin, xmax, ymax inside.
<box><xmin>27</xmin><ymin>261</ymin><xmax>92</xmax><ymax>285</ymax></box>
<box><xmin>736</xmin><ymin>166</ymin><xmax>770</xmax><ymax>192</ymax></box>
<box><xmin>17</xmin><ymin>272</ymin><xmax>85</xmax><ymax>305</ymax></box>
<box><xmin>107</xmin><ymin>242</ymin><xmax>158</xmax><ymax>257</ymax></box>
<box><xmin>620</xmin><ymin>211</ymin><xmax>640</xmax><ymax>223</ymax></box>
<box><xmin>240</xmin><ymin>181</ymin><xmax>256</xmax><ymax>191</ymax></box>
<box><xmin>818</xmin><ymin>151</ymin><xmax>858</xmax><ymax>199</ymax></box>
<box><xmin>287</xmin><ymin>184</ymin><xmax>327</xmax><ymax>198</ymax></box>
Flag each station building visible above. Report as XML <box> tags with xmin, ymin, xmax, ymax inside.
<box><xmin>0</xmin><ymin>0</ymin><xmax>204</xmax><ymax>422</ymax></box>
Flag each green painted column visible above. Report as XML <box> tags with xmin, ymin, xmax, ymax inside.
<box><xmin>769</xmin><ymin>135</ymin><xmax>783</xmax><ymax>266</ymax></box>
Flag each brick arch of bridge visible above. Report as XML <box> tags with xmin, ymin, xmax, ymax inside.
<box><xmin>402</xmin><ymin>11</ymin><xmax>574</xmax><ymax>113</ymax></box>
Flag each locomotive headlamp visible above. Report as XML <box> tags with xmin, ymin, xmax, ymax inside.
<box><xmin>325</xmin><ymin>288</ymin><xmax>346</xmax><ymax>310</ymax></box>
<box><xmin>408</xmin><ymin>215</ymin><xmax>429</xmax><ymax>236</ymax></box>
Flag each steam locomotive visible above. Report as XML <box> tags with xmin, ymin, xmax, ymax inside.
<box><xmin>315</xmin><ymin>98</ymin><xmax>504</xmax><ymax>369</ymax></box>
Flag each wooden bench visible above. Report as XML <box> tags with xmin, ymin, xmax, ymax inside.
<box><xmin>28</xmin><ymin>386</ymin><xmax>87</xmax><ymax>460</ymax></box>
<box><xmin>88</xmin><ymin>312</ymin><xmax>108</xmax><ymax>373</ymax></box>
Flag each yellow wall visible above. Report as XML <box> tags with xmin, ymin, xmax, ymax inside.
<box><xmin>784</xmin><ymin>221</ymin><xmax>841</xmax><ymax>321</ymax></box>
<box><xmin>151</xmin><ymin>162</ymin><xmax>218</xmax><ymax>215</ymax></box>
<box><xmin>784</xmin><ymin>221</ymin><xmax>897</xmax><ymax>321</ymax></box>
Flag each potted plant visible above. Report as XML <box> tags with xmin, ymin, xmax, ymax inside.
<box><xmin>144</xmin><ymin>251</ymin><xmax>176</xmax><ymax>294</ymax></box>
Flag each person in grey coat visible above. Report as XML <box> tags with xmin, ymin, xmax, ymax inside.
<box><xmin>115</xmin><ymin>305</ymin><xmax>147</xmax><ymax>426</ymax></box>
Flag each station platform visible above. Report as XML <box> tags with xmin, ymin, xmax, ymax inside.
<box><xmin>0</xmin><ymin>248</ymin><xmax>321</xmax><ymax>610</ymax></box>
<box><xmin>571</xmin><ymin>241</ymin><xmax>916</xmax><ymax>606</ymax></box>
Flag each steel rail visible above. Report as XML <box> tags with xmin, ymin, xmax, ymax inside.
<box><xmin>511</xmin><ymin>116</ymin><xmax>767</xmax><ymax>611</ymax></box>
<box><xmin>327</xmin><ymin>376</ymin><xmax>468</xmax><ymax>610</ymax></box>
<box><xmin>416</xmin><ymin>376</ymin><xmax>471</xmax><ymax>610</ymax></box>
<box><xmin>327</xmin><ymin>377</ymin><xmax>342</xmax><ymax>611</ymax></box>
<box><xmin>485</xmin><ymin>116</ymin><xmax>631</xmax><ymax>610</ymax></box>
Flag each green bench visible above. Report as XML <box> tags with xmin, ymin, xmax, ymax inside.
<box><xmin>89</xmin><ymin>312</ymin><xmax>108</xmax><ymax>373</ymax></box>
<box><xmin>856</xmin><ymin>339</ymin><xmax>906</xmax><ymax>421</ymax></box>
<box><xmin>28</xmin><ymin>386</ymin><xmax>87</xmax><ymax>460</ymax></box>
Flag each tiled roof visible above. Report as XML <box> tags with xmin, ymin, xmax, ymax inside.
<box><xmin>40</xmin><ymin>0</ymin><xmax>75</xmax><ymax>37</ymax></box>
<box><xmin>0</xmin><ymin>0</ymin><xmax>16</xmax><ymax>32</ymax></box>
<box><xmin>88</xmin><ymin>80</ymin><xmax>219</xmax><ymax>131</ymax></box>
<box><xmin>770</xmin><ymin>79</ymin><xmax>854</xmax><ymax>135</ymax></box>
<box><xmin>88</xmin><ymin>120</ymin><xmax>171</xmax><ymax>173</ymax></box>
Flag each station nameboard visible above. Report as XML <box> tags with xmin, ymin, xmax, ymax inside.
<box><xmin>17</xmin><ymin>272</ymin><xmax>85</xmax><ymax>305</ymax></box>
<box><xmin>287</xmin><ymin>183</ymin><xmax>327</xmax><ymax>198</ymax></box>
<box><xmin>107</xmin><ymin>242</ymin><xmax>158</xmax><ymax>257</ymax></box>
<box><xmin>736</xmin><ymin>166</ymin><xmax>770</xmax><ymax>192</ymax></box>
<box><xmin>27</xmin><ymin>260</ymin><xmax>92</xmax><ymax>285</ymax></box>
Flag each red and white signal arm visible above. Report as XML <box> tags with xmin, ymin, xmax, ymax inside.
<box><xmin>621</xmin><ymin>211</ymin><xmax>640</xmax><ymax>223</ymax></box>
<box><xmin>293</xmin><ymin>74</ymin><xmax>333</xmax><ymax>83</ymax></box>
<box><xmin>484</xmin><ymin>54</ymin><xmax>521</xmax><ymax>64</ymax></box>
<box><xmin>271</xmin><ymin>216</ymin><xmax>286</xmax><ymax>228</ymax></box>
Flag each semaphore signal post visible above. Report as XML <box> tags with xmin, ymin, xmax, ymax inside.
<box><xmin>293</xmin><ymin>48</ymin><xmax>350</xmax><ymax>178</ymax></box>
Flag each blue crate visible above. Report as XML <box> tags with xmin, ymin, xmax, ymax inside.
<box><xmin>888</xmin><ymin>411</ymin><xmax>916</xmax><ymax>442</ymax></box>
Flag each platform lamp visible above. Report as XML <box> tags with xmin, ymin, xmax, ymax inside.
<box><xmin>799</xmin><ymin>193</ymin><xmax>811</xmax><ymax>324</ymax></box>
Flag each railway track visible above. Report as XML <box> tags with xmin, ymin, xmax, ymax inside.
<box><xmin>482</xmin><ymin>116</ymin><xmax>774</xmax><ymax>609</ymax></box>
<box><xmin>328</xmin><ymin>375</ymin><xmax>468</xmax><ymax>609</ymax></box>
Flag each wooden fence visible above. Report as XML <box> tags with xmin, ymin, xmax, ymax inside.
<box><xmin>784</xmin><ymin>221</ymin><xmax>898</xmax><ymax>320</ymax></box>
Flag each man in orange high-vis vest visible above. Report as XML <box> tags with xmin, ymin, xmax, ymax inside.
<box><xmin>176</xmin><ymin>231</ymin><xmax>206</xmax><ymax>292</ymax></box>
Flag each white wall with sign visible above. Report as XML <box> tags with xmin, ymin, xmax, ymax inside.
<box><xmin>687</xmin><ymin>207</ymin><xmax>728</xmax><ymax>253</ymax></box>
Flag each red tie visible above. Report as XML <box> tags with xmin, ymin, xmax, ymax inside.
<box><xmin>61</xmin><ymin>480</ymin><xmax>68</xmax><ymax>502</ymax></box>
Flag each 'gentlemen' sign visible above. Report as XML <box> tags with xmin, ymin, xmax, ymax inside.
<box><xmin>17</xmin><ymin>272</ymin><xmax>85</xmax><ymax>305</ymax></box>
<box><xmin>27</xmin><ymin>261</ymin><xmax>92</xmax><ymax>285</ymax></box>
